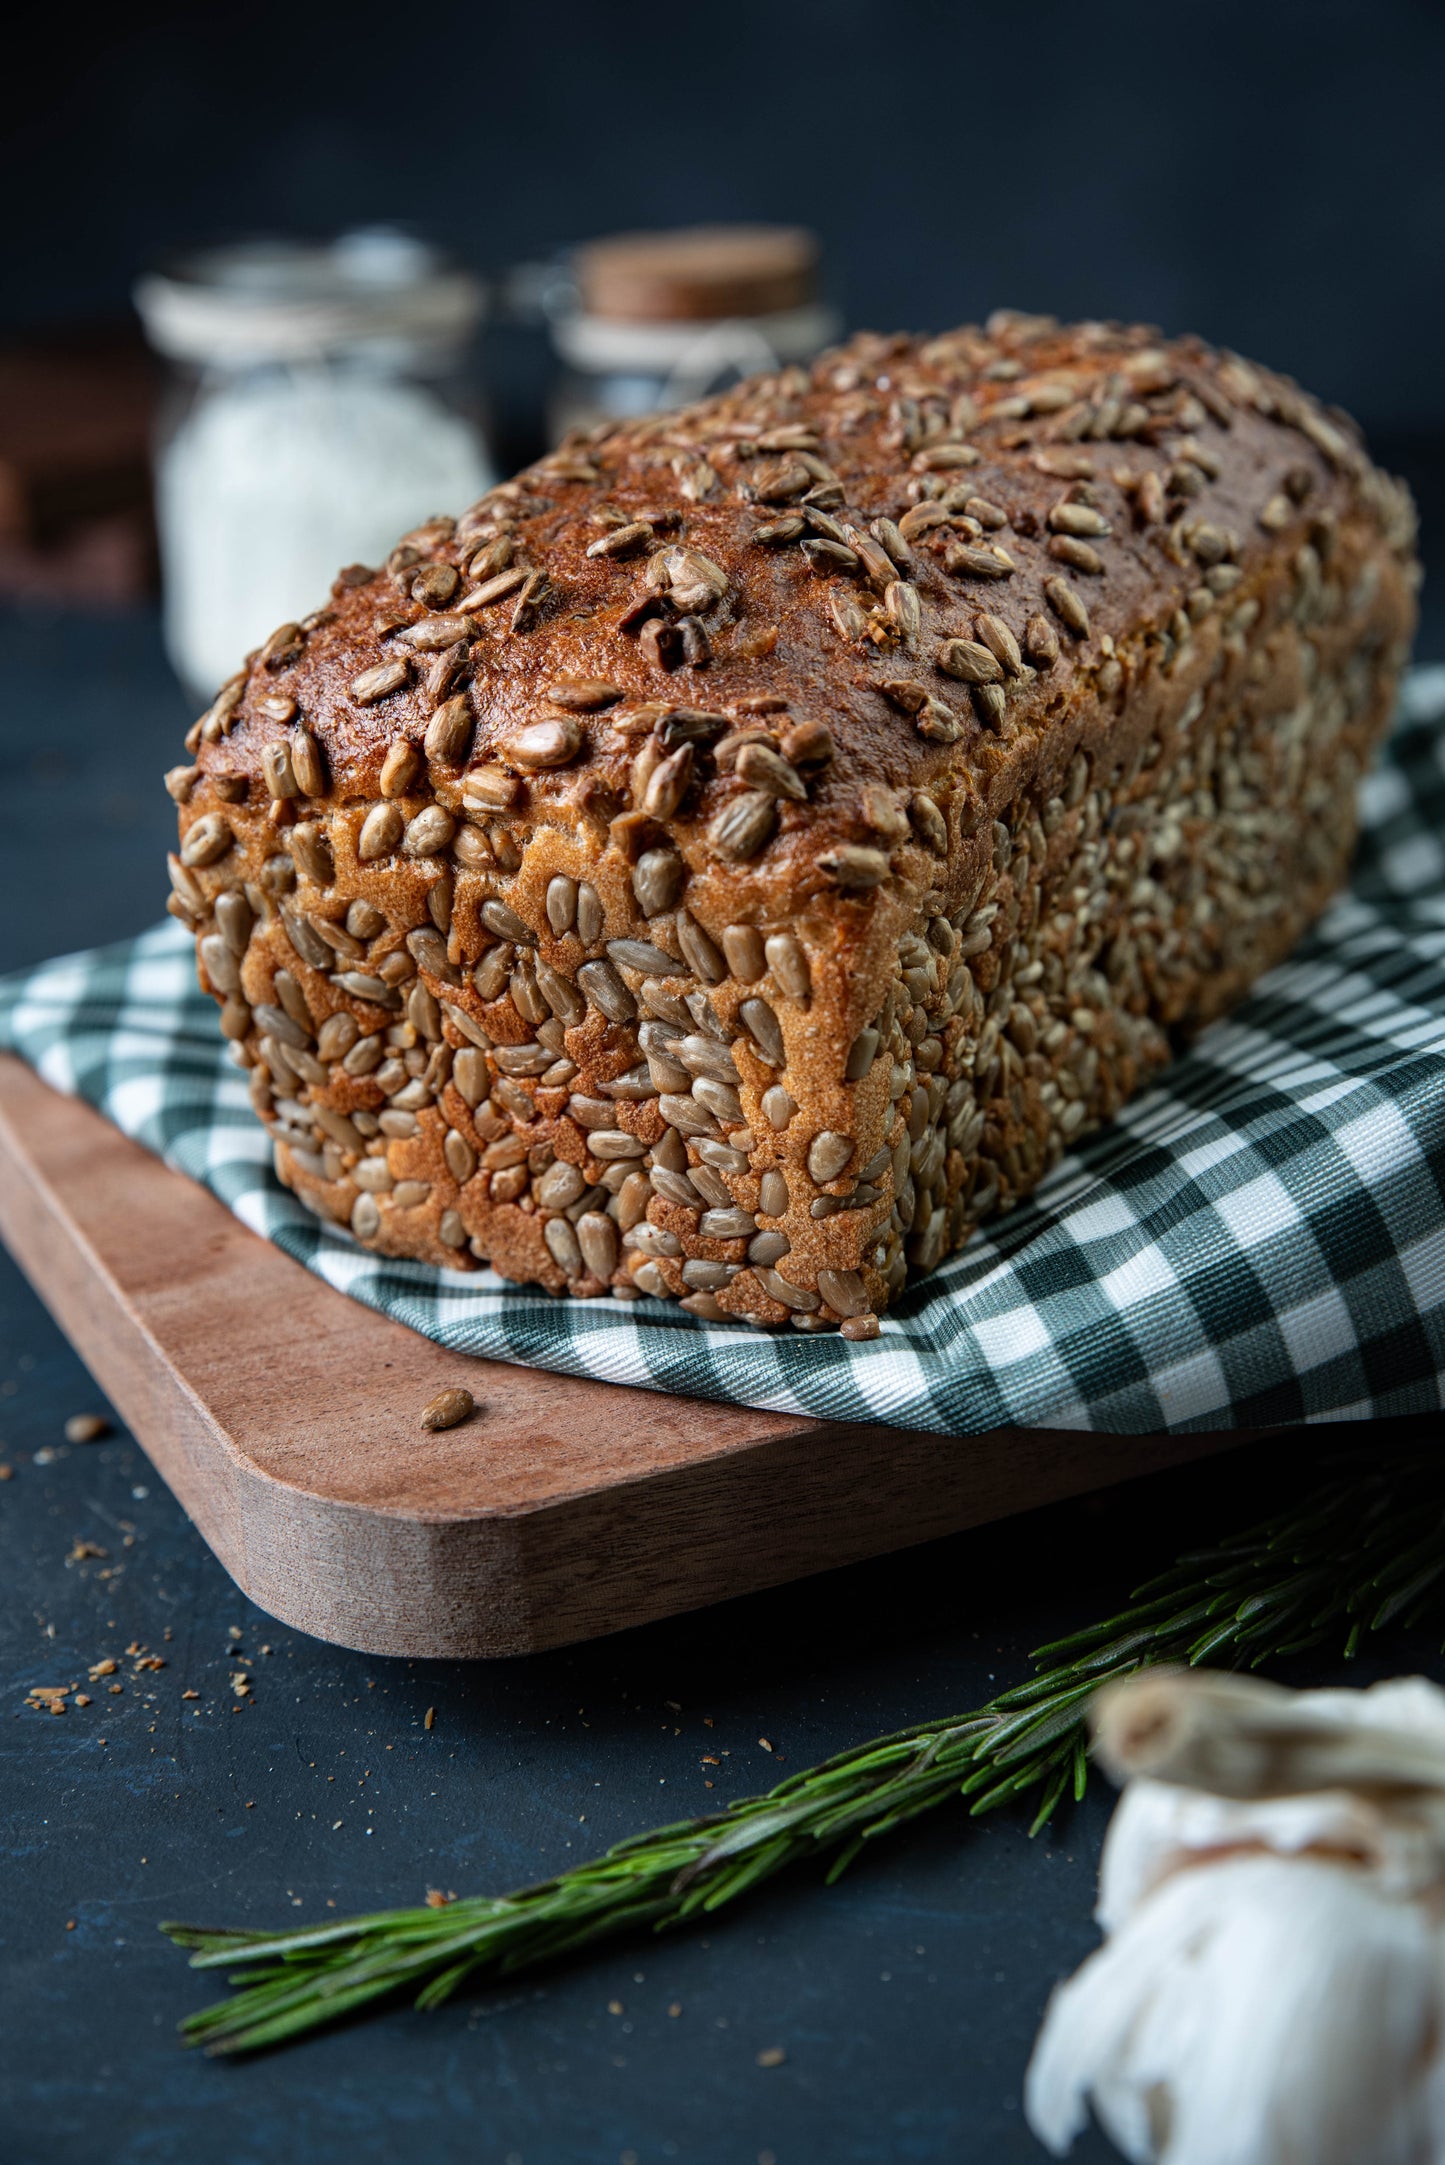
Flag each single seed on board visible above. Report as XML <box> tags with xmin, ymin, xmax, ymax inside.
<box><xmin>420</xmin><ymin>1387</ymin><xmax>475</xmax><ymax>1432</ymax></box>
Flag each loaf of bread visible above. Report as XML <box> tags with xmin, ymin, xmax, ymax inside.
<box><xmin>166</xmin><ymin>313</ymin><xmax>1419</xmax><ymax>1337</ymax></box>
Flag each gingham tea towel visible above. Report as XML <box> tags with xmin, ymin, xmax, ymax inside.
<box><xmin>3</xmin><ymin>668</ymin><xmax>1445</xmax><ymax>1438</ymax></box>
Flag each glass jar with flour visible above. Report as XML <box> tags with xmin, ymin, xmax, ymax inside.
<box><xmin>136</xmin><ymin>231</ymin><xmax>492</xmax><ymax>702</ymax></box>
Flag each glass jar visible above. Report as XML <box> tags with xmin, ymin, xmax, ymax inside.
<box><xmin>540</xmin><ymin>224</ymin><xmax>839</xmax><ymax>444</ymax></box>
<box><xmin>136</xmin><ymin>230</ymin><xmax>493</xmax><ymax>702</ymax></box>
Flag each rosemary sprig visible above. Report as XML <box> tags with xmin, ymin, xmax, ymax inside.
<box><xmin>164</xmin><ymin>1448</ymin><xmax>1445</xmax><ymax>2055</ymax></box>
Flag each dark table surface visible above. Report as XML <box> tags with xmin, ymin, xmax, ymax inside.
<box><xmin>0</xmin><ymin>594</ymin><xmax>1442</xmax><ymax>2165</ymax></box>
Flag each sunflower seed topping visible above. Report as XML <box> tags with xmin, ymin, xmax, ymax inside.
<box><xmin>502</xmin><ymin>717</ymin><xmax>583</xmax><ymax>770</ymax></box>
<box><xmin>1043</xmin><ymin>575</ymin><xmax>1091</xmax><ymax>637</ymax></box>
<box><xmin>710</xmin><ymin>792</ymin><xmax>778</xmax><ymax>861</ymax></box>
<box><xmin>350</xmin><ymin>658</ymin><xmax>411</xmax><ymax>704</ymax></box>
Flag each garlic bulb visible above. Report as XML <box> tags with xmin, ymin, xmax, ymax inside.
<box><xmin>1025</xmin><ymin>1671</ymin><xmax>1445</xmax><ymax>2165</ymax></box>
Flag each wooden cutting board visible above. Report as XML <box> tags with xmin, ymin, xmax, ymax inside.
<box><xmin>0</xmin><ymin>1055</ymin><xmax>1240</xmax><ymax>1659</ymax></box>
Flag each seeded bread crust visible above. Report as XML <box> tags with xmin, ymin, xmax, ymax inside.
<box><xmin>166</xmin><ymin>312</ymin><xmax>1418</xmax><ymax>1333</ymax></box>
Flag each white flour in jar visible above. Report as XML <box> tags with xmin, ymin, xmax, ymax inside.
<box><xmin>158</xmin><ymin>363</ymin><xmax>492</xmax><ymax>698</ymax></box>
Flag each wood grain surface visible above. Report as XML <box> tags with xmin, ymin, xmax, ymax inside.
<box><xmin>0</xmin><ymin>1054</ymin><xmax>1242</xmax><ymax>1658</ymax></box>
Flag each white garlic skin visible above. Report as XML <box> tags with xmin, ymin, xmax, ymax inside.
<box><xmin>1027</xmin><ymin>1677</ymin><xmax>1445</xmax><ymax>2165</ymax></box>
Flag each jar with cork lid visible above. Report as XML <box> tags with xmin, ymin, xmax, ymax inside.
<box><xmin>546</xmin><ymin>224</ymin><xmax>839</xmax><ymax>444</ymax></box>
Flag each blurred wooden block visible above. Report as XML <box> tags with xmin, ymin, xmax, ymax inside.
<box><xmin>0</xmin><ymin>1055</ymin><xmax>1241</xmax><ymax>1658</ymax></box>
<box><xmin>0</xmin><ymin>324</ymin><xmax>156</xmax><ymax>601</ymax></box>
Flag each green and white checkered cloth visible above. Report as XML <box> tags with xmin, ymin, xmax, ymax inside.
<box><xmin>4</xmin><ymin>667</ymin><xmax>1445</xmax><ymax>1438</ymax></box>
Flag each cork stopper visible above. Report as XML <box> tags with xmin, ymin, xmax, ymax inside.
<box><xmin>573</xmin><ymin>225</ymin><xmax>819</xmax><ymax>323</ymax></box>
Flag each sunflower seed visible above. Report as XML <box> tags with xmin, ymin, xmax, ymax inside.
<box><xmin>272</xmin><ymin>967</ymin><xmax>313</xmax><ymax>1030</ymax></box>
<box><xmin>895</xmin><ymin>504</ymin><xmax>950</xmax><ymax>543</ymax></box>
<box><xmin>642</xmin><ymin>744</ymin><xmax>694</xmax><ymax>819</ymax></box>
<box><xmin>908</xmin><ymin>793</ymin><xmax>947</xmax><ymax>853</ymax></box>
<box><xmin>1048</xmin><ymin>501</ymin><xmax>1110</xmax><ymax>537</ymax></box>
<box><xmin>214</xmin><ymin>889</ymin><xmax>253</xmax><ymax>956</ymax></box>
<box><xmin>378</xmin><ymin>741</ymin><xmax>420</xmax><ymax>798</ymax></box>
<box><xmin>333</xmin><ymin>972</ymin><xmax>403</xmax><ymax>1009</ymax></box>
<box><xmin>973</xmin><ymin>683</ymin><xmax>1008</xmax><ymax>728</ymax></box>
<box><xmin>502</xmin><ymin>718</ymin><xmax>582</xmax><ymax>770</ymax></box>
<box><xmin>535</xmin><ymin>959</ymin><xmax>585</xmax><ymax>1025</ymax></box>
<box><xmin>546</xmin><ymin>875</ymin><xmax>578</xmax><ymax>935</ymax></box>
<box><xmin>1049</xmin><ymin>534</ymin><xmax>1104</xmax><ymax>575</ymax></box>
<box><xmin>828</xmin><ymin>591</ymin><xmax>871</xmax><ymax>641</ymax></box>
<box><xmin>180</xmin><ymin>812</ymin><xmax>231</xmax><ymax>867</ymax></box>
<box><xmin>463</xmin><ymin>566</ymin><xmax>529</xmax><ymax>609</ymax></box>
<box><xmin>761</xmin><ymin>1084</ymin><xmax>796</xmax><ymax>1130</ymax></box>
<box><xmin>199</xmin><ymin>933</ymin><xmax>240</xmax><ymax>994</ymax></box>
<box><xmin>576</xmin><ymin>882</ymin><xmax>604</xmax><ymax>942</ymax></box>
<box><xmin>733</xmin><ymin>997</ymin><xmax>781</xmax><ymax>1066</ymax></box>
<box><xmin>586</xmin><ymin>522</ymin><xmax>652</xmax><ymax>559</ymax></box>
<box><xmin>802</xmin><ymin>537</ymin><xmax>859</xmax><ymax>574</ymax></box>
<box><xmin>845</xmin><ymin>1026</ymin><xmax>880</xmax><ymax>1080</ymax></box>
<box><xmin>760</xmin><ymin>933</ymin><xmax>809</xmax><ymax>1003</ymax></box>
<box><xmin>462</xmin><ymin>766</ymin><xmax>521</xmax><ymax>813</ymax></box>
<box><xmin>606</xmin><ymin>938</ymin><xmax>678</xmax><ymax>976</ymax></box>
<box><xmin>577</xmin><ymin>959</ymin><xmax>635</xmax><ymax>1021</ymax></box>
<box><xmin>710</xmin><ymin>792</ymin><xmax>777</xmax><ymax>861</ymax></box>
<box><xmin>936</xmin><ymin>638</ymin><xmax>1003</xmax><ymax>685</ymax></box>
<box><xmin>350</xmin><ymin>658</ymin><xmax>411</xmax><ymax>704</ymax></box>
<box><xmin>576</xmin><ymin>1212</ymin><xmax>619</xmax><ymax>1278</ymax></box>
<box><xmin>664</xmin><ymin>909</ymin><xmax>720</xmax><ymax>986</ymax></box>
<box><xmin>1043</xmin><ymin>576</ymin><xmax>1090</xmax><ymax>636</ymax></box>
<box><xmin>817</xmin><ymin>1269</ymin><xmax>869</xmax><ymax>1317</ymax></box>
<box><xmin>698</xmin><ymin>1207</ymin><xmax>755</xmax><ymax>1240</ymax></box>
<box><xmin>400</xmin><ymin>613</ymin><xmax>472</xmax><ymax>652</ymax></box>
<box><xmin>722</xmin><ymin>924</ymin><xmax>765</xmax><ymax>980</ymax></box>
<box><xmin>679</xmin><ymin>618</ymin><xmax>711</xmax><ymax>666</ymax></box>
<box><xmin>692</xmin><ymin>1076</ymin><xmax>743</xmax><ymax>1126</ymax></box>
<box><xmin>633</xmin><ymin>848</ymin><xmax>684</xmax><ymax>916</ymax></box>
<box><xmin>884</xmin><ymin>581</ymin><xmax>922</xmax><ymax>642</ymax></box>
<box><xmin>1024</xmin><ymin>613</ymin><xmax>1060</xmax><ymax>666</ymax></box>
<box><xmin>659</xmin><ymin>1091</ymin><xmax>720</xmax><ymax>1138</ymax></box>
<box><xmin>588</xmin><ymin>1130</ymin><xmax>649</xmax><ymax>1163</ymax></box>
<box><xmin>164</xmin><ymin>763</ymin><xmax>200</xmax><ymax>803</ymax></box>
<box><xmin>735</xmin><ymin>742</ymin><xmax>805</xmax><ymax>800</ymax></box>
<box><xmin>356</xmin><ymin>802</ymin><xmax>402</xmax><ymax>861</ymax></box>
<box><xmin>350</xmin><ymin>1193</ymin><xmax>382</xmax><ymax>1241</ymax></box>
<box><xmin>535</xmin><ymin>1161</ymin><xmax>586</xmax><ymax>1213</ymax></box>
<box><xmin>973</xmin><ymin>613</ymin><xmax>1022</xmax><ymax>675</ymax></box>
<box><xmin>752</xmin><ymin>516</ymin><xmax>806</xmax><ymax>546</ymax></box>
<box><xmin>677</xmin><ymin>1034</ymin><xmax>741</xmax><ymax>1085</ymax></box>
<box><xmin>806</xmin><ymin>1130</ymin><xmax>855</xmax><ymax>1183</ymax></box>
<box><xmin>546</xmin><ymin>678</ymin><xmax>622</xmax><ymax>711</ymax></box>
<box><xmin>754</xmin><ymin>1267</ymin><xmax>819</xmax><ymax>1313</ymax></box>
<box><xmin>817</xmin><ymin>844</ymin><xmax>890</xmax><ymax>890</ymax></box>
<box><xmin>943</xmin><ymin>543</ymin><xmax>1014</xmax><ymax>580</ymax></box>
<box><xmin>425</xmin><ymin>695</ymin><xmax>473</xmax><ymax>767</ymax></box>
<box><xmin>752</xmin><ymin>458</ymin><xmax>813</xmax><ymax>504</ymax></box>
<box><xmin>402</xmin><ymin>806</ymin><xmax>455</xmax><ymax>857</ymax></box>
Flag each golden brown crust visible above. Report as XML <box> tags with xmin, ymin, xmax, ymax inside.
<box><xmin>167</xmin><ymin>313</ymin><xmax>1419</xmax><ymax>1330</ymax></box>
